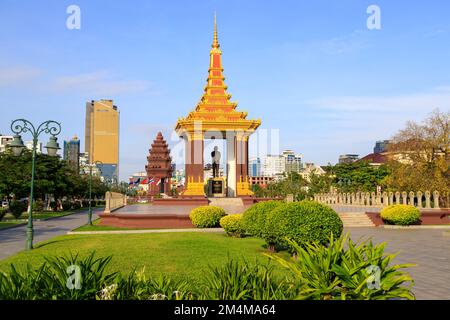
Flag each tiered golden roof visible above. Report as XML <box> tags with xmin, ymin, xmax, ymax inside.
<box><xmin>175</xmin><ymin>15</ymin><xmax>261</xmax><ymax>135</ymax></box>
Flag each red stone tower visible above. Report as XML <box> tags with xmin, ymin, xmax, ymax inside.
<box><xmin>145</xmin><ymin>132</ymin><xmax>173</xmax><ymax>196</ymax></box>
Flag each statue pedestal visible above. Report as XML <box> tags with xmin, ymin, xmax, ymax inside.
<box><xmin>207</xmin><ymin>178</ymin><xmax>227</xmax><ymax>198</ymax></box>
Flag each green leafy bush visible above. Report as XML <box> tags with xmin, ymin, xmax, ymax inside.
<box><xmin>32</xmin><ymin>200</ymin><xmax>45</xmax><ymax>212</ymax></box>
<box><xmin>189</xmin><ymin>206</ymin><xmax>226</xmax><ymax>228</ymax></box>
<box><xmin>267</xmin><ymin>233</ymin><xmax>415</xmax><ymax>300</ymax></box>
<box><xmin>9</xmin><ymin>201</ymin><xmax>27</xmax><ymax>219</ymax></box>
<box><xmin>241</xmin><ymin>201</ymin><xmax>282</xmax><ymax>239</ymax></box>
<box><xmin>200</xmin><ymin>258</ymin><xmax>297</xmax><ymax>300</ymax></box>
<box><xmin>82</xmin><ymin>200</ymin><xmax>90</xmax><ymax>208</ymax></box>
<box><xmin>380</xmin><ymin>205</ymin><xmax>421</xmax><ymax>225</ymax></box>
<box><xmin>220</xmin><ymin>214</ymin><xmax>245</xmax><ymax>237</ymax></box>
<box><xmin>265</xmin><ymin>201</ymin><xmax>343</xmax><ymax>249</ymax></box>
<box><xmin>0</xmin><ymin>208</ymin><xmax>7</xmax><ymax>221</ymax></box>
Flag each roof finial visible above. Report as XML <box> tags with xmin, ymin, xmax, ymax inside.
<box><xmin>212</xmin><ymin>12</ymin><xmax>219</xmax><ymax>49</ymax></box>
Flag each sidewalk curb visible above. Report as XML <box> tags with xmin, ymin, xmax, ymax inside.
<box><xmin>67</xmin><ymin>228</ymin><xmax>225</xmax><ymax>235</ymax></box>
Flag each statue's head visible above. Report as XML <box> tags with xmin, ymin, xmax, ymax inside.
<box><xmin>214</xmin><ymin>146</ymin><xmax>218</xmax><ymax>151</ymax></box>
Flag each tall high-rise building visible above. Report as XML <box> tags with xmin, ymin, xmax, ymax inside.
<box><xmin>249</xmin><ymin>157</ymin><xmax>262</xmax><ymax>177</ymax></box>
<box><xmin>63</xmin><ymin>135</ymin><xmax>80</xmax><ymax>172</ymax></box>
<box><xmin>85</xmin><ymin>99</ymin><xmax>120</xmax><ymax>183</ymax></box>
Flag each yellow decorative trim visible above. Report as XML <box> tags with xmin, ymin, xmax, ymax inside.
<box><xmin>237</xmin><ymin>176</ymin><xmax>253</xmax><ymax>196</ymax></box>
<box><xmin>182</xmin><ymin>176</ymin><xmax>205</xmax><ymax>196</ymax></box>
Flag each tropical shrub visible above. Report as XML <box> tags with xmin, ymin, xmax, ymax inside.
<box><xmin>220</xmin><ymin>214</ymin><xmax>245</xmax><ymax>237</ymax></box>
<box><xmin>265</xmin><ymin>201</ymin><xmax>343</xmax><ymax>249</ymax></box>
<box><xmin>112</xmin><ymin>270</ymin><xmax>191</xmax><ymax>300</ymax></box>
<box><xmin>380</xmin><ymin>205</ymin><xmax>421</xmax><ymax>226</ymax></box>
<box><xmin>9</xmin><ymin>201</ymin><xmax>27</xmax><ymax>219</ymax></box>
<box><xmin>241</xmin><ymin>201</ymin><xmax>282</xmax><ymax>239</ymax></box>
<box><xmin>0</xmin><ymin>252</ymin><xmax>117</xmax><ymax>300</ymax></box>
<box><xmin>267</xmin><ymin>233</ymin><xmax>416</xmax><ymax>300</ymax></box>
<box><xmin>82</xmin><ymin>200</ymin><xmax>90</xmax><ymax>208</ymax></box>
<box><xmin>189</xmin><ymin>206</ymin><xmax>226</xmax><ymax>228</ymax></box>
<box><xmin>0</xmin><ymin>208</ymin><xmax>7</xmax><ymax>221</ymax></box>
<box><xmin>200</xmin><ymin>258</ymin><xmax>297</xmax><ymax>300</ymax></box>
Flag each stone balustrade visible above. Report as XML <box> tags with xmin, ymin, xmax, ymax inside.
<box><xmin>104</xmin><ymin>191</ymin><xmax>127</xmax><ymax>214</ymax></box>
<box><xmin>314</xmin><ymin>190</ymin><xmax>441</xmax><ymax>209</ymax></box>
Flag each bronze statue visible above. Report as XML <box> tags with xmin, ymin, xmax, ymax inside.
<box><xmin>211</xmin><ymin>146</ymin><xmax>221</xmax><ymax>178</ymax></box>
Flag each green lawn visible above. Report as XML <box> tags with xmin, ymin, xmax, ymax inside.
<box><xmin>0</xmin><ymin>221</ymin><xmax>25</xmax><ymax>230</ymax></box>
<box><xmin>0</xmin><ymin>232</ymin><xmax>288</xmax><ymax>286</ymax></box>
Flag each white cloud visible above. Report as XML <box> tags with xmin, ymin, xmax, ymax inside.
<box><xmin>308</xmin><ymin>86</ymin><xmax>450</xmax><ymax>112</ymax></box>
<box><xmin>46</xmin><ymin>70</ymin><xmax>152</xmax><ymax>96</ymax></box>
<box><xmin>0</xmin><ymin>66</ymin><xmax>42</xmax><ymax>86</ymax></box>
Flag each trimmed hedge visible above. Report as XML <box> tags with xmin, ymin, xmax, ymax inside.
<box><xmin>189</xmin><ymin>206</ymin><xmax>226</xmax><ymax>228</ymax></box>
<box><xmin>9</xmin><ymin>201</ymin><xmax>28</xmax><ymax>219</ymax></box>
<box><xmin>241</xmin><ymin>201</ymin><xmax>283</xmax><ymax>239</ymax></box>
<box><xmin>265</xmin><ymin>201</ymin><xmax>343</xmax><ymax>249</ymax></box>
<box><xmin>380</xmin><ymin>204</ymin><xmax>421</xmax><ymax>225</ymax></box>
<box><xmin>220</xmin><ymin>214</ymin><xmax>245</xmax><ymax>237</ymax></box>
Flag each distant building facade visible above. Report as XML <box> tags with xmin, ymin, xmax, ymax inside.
<box><xmin>374</xmin><ymin>140</ymin><xmax>391</xmax><ymax>153</ymax></box>
<box><xmin>25</xmin><ymin>140</ymin><xmax>43</xmax><ymax>154</ymax></box>
<box><xmin>339</xmin><ymin>154</ymin><xmax>359</xmax><ymax>164</ymax></box>
<box><xmin>262</xmin><ymin>155</ymin><xmax>285</xmax><ymax>177</ymax></box>
<box><xmin>282</xmin><ymin>150</ymin><xmax>302</xmax><ymax>173</ymax></box>
<box><xmin>85</xmin><ymin>99</ymin><xmax>120</xmax><ymax>184</ymax></box>
<box><xmin>63</xmin><ymin>135</ymin><xmax>80</xmax><ymax>172</ymax></box>
<box><xmin>0</xmin><ymin>135</ymin><xmax>13</xmax><ymax>153</ymax></box>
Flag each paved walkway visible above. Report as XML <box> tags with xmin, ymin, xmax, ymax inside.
<box><xmin>0</xmin><ymin>209</ymin><xmax>101</xmax><ymax>260</ymax></box>
<box><xmin>346</xmin><ymin>228</ymin><xmax>450</xmax><ymax>300</ymax></box>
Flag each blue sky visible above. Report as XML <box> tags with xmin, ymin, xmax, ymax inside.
<box><xmin>1</xmin><ymin>0</ymin><xmax>449</xmax><ymax>180</ymax></box>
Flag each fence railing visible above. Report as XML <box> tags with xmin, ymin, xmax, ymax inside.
<box><xmin>104</xmin><ymin>191</ymin><xmax>127</xmax><ymax>213</ymax></box>
<box><xmin>314</xmin><ymin>190</ymin><xmax>442</xmax><ymax>209</ymax></box>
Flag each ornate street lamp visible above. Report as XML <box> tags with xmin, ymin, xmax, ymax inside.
<box><xmin>87</xmin><ymin>160</ymin><xmax>102</xmax><ymax>225</ymax></box>
<box><xmin>10</xmin><ymin>119</ymin><xmax>61</xmax><ymax>250</ymax></box>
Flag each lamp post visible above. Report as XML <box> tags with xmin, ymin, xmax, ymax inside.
<box><xmin>87</xmin><ymin>161</ymin><xmax>103</xmax><ymax>225</ymax></box>
<box><xmin>10</xmin><ymin>119</ymin><xmax>61</xmax><ymax>250</ymax></box>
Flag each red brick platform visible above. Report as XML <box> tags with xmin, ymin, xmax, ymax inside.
<box><xmin>367</xmin><ymin>210</ymin><xmax>450</xmax><ymax>226</ymax></box>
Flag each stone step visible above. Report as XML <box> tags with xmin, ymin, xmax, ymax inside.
<box><xmin>208</xmin><ymin>197</ymin><xmax>244</xmax><ymax>207</ymax></box>
<box><xmin>338</xmin><ymin>212</ymin><xmax>375</xmax><ymax>227</ymax></box>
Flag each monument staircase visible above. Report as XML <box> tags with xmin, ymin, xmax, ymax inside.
<box><xmin>338</xmin><ymin>212</ymin><xmax>375</xmax><ymax>227</ymax></box>
<box><xmin>208</xmin><ymin>198</ymin><xmax>246</xmax><ymax>214</ymax></box>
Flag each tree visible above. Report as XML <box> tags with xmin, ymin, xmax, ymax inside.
<box><xmin>385</xmin><ymin>109</ymin><xmax>449</xmax><ymax>206</ymax></box>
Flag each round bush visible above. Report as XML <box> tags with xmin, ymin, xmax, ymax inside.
<box><xmin>49</xmin><ymin>201</ymin><xmax>58</xmax><ymax>211</ymax></box>
<box><xmin>241</xmin><ymin>201</ymin><xmax>283</xmax><ymax>238</ymax></box>
<box><xmin>9</xmin><ymin>201</ymin><xmax>28</xmax><ymax>219</ymax></box>
<box><xmin>265</xmin><ymin>201</ymin><xmax>343</xmax><ymax>248</ymax></box>
<box><xmin>380</xmin><ymin>204</ymin><xmax>421</xmax><ymax>225</ymax></box>
<box><xmin>189</xmin><ymin>206</ymin><xmax>226</xmax><ymax>228</ymax></box>
<box><xmin>220</xmin><ymin>214</ymin><xmax>245</xmax><ymax>237</ymax></box>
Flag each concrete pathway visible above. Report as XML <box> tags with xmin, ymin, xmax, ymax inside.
<box><xmin>0</xmin><ymin>208</ymin><xmax>101</xmax><ymax>260</ymax></box>
<box><xmin>347</xmin><ymin>227</ymin><xmax>450</xmax><ymax>300</ymax></box>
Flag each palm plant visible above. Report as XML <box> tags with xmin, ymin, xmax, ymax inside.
<box><xmin>266</xmin><ymin>233</ymin><xmax>416</xmax><ymax>300</ymax></box>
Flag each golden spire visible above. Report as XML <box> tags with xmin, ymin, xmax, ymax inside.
<box><xmin>212</xmin><ymin>13</ymin><xmax>219</xmax><ymax>49</ymax></box>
